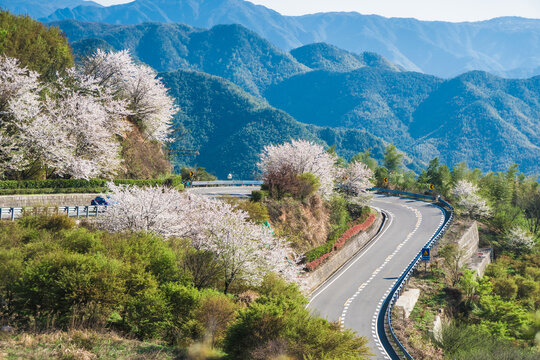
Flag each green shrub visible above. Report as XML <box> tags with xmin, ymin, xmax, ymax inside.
<box><xmin>224</xmin><ymin>274</ymin><xmax>370</xmax><ymax>359</ymax></box>
<box><xmin>123</xmin><ymin>287</ymin><xmax>172</xmax><ymax>340</ymax></box>
<box><xmin>0</xmin><ymin>179</ymin><xmax>168</xmax><ymax>193</ymax></box>
<box><xmin>251</xmin><ymin>190</ymin><xmax>267</xmax><ymax>202</ymax></box>
<box><xmin>180</xmin><ymin>167</ymin><xmax>217</xmax><ymax>181</ymax></box>
<box><xmin>493</xmin><ymin>278</ymin><xmax>518</xmax><ymax>300</ymax></box>
<box><xmin>12</xmin><ymin>251</ymin><xmax>126</xmax><ymax>326</ymax></box>
<box><xmin>230</xmin><ymin>199</ymin><xmax>269</xmax><ymax>223</ymax></box>
<box><xmin>19</xmin><ymin>214</ymin><xmax>75</xmax><ymax>232</ymax></box>
<box><xmin>435</xmin><ymin>322</ymin><xmax>538</xmax><ymax>360</ymax></box>
<box><xmin>296</xmin><ymin>172</ymin><xmax>320</xmax><ymax>200</ymax></box>
<box><xmin>61</xmin><ymin>228</ymin><xmax>103</xmax><ymax>254</ymax></box>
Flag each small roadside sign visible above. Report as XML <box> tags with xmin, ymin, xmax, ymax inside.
<box><xmin>383</xmin><ymin>177</ymin><xmax>388</xmax><ymax>183</ymax></box>
<box><xmin>429</xmin><ymin>184</ymin><xmax>434</xmax><ymax>190</ymax></box>
<box><xmin>189</xmin><ymin>170</ymin><xmax>195</xmax><ymax>178</ymax></box>
<box><xmin>421</xmin><ymin>248</ymin><xmax>430</xmax><ymax>261</ymax></box>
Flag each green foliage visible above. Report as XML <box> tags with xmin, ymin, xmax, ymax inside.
<box><xmin>161</xmin><ymin>174</ymin><xmax>184</xmax><ymax>191</ymax></box>
<box><xmin>0</xmin><ymin>219</ymin><xmax>193</xmax><ymax>341</ymax></box>
<box><xmin>223</xmin><ymin>274</ymin><xmax>371</xmax><ymax>359</ymax></box>
<box><xmin>251</xmin><ymin>190</ymin><xmax>268</xmax><ymax>202</ymax></box>
<box><xmin>0</xmin><ymin>216</ymin><xmax>371</xmax><ymax>356</ymax></box>
<box><xmin>493</xmin><ymin>277</ymin><xmax>518</xmax><ymax>300</ymax></box>
<box><xmin>383</xmin><ymin>144</ymin><xmax>403</xmax><ymax>173</ymax></box>
<box><xmin>351</xmin><ymin>150</ymin><xmax>378</xmax><ymax>171</ymax></box>
<box><xmin>180</xmin><ymin>167</ymin><xmax>217</xmax><ymax>181</ymax></box>
<box><xmin>295</xmin><ymin>172</ymin><xmax>320</xmax><ymax>200</ymax></box>
<box><xmin>0</xmin><ymin>10</ymin><xmax>73</xmax><ymax>80</ymax></box>
<box><xmin>436</xmin><ymin>322</ymin><xmax>538</xmax><ymax>360</ymax></box>
<box><xmin>0</xmin><ymin>178</ymin><xmax>178</xmax><ymax>194</ymax></box>
<box><xmin>229</xmin><ymin>199</ymin><xmax>270</xmax><ymax>224</ymax></box>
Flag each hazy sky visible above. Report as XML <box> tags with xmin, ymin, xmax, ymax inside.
<box><xmin>91</xmin><ymin>0</ymin><xmax>540</xmax><ymax>22</ymax></box>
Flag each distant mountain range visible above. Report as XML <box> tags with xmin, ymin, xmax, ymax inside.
<box><xmin>33</xmin><ymin>0</ymin><xmax>540</xmax><ymax>78</ymax></box>
<box><xmin>0</xmin><ymin>0</ymin><xmax>100</xmax><ymax>19</ymax></box>
<box><xmin>56</xmin><ymin>20</ymin><xmax>399</xmax><ymax>97</ymax></box>
<box><xmin>53</xmin><ymin>19</ymin><xmax>540</xmax><ymax>175</ymax></box>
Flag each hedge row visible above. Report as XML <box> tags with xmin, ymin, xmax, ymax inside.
<box><xmin>0</xmin><ymin>179</ymin><xmax>166</xmax><ymax>190</ymax></box>
<box><xmin>0</xmin><ymin>187</ymin><xmax>106</xmax><ymax>195</ymax></box>
<box><xmin>304</xmin><ymin>209</ymin><xmax>371</xmax><ymax>263</ymax></box>
<box><xmin>305</xmin><ymin>211</ymin><xmax>377</xmax><ymax>271</ymax></box>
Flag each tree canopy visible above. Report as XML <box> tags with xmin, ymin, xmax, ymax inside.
<box><xmin>0</xmin><ymin>10</ymin><xmax>73</xmax><ymax>80</ymax></box>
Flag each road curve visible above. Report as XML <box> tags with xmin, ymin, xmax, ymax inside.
<box><xmin>308</xmin><ymin>194</ymin><xmax>445</xmax><ymax>359</ymax></box>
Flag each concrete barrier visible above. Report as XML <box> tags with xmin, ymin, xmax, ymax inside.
<box><xmin>306</xmin><ymin>212</ymin><xmax>384</xmax><ymax>292</ymax></box>
<box><xmin>457</xmin><ymin>221</ymin><xmax>480</xmax><ymax>266</ymax></box>
<box><xmin>0</xmin><ymin>194</ymin><xmax>97</xmax><ymax>207</ymax></box>
<box><xmin>395</xmin><ymin>288</ymin><xmax>421</xmax><ymax>318</ymax></box>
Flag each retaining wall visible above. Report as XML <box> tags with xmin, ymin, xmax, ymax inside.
<box><xmin>306</xmin><ymin>212</ymin><xmax>384</xmax><ymax>292</ymax></box>
<box><xmin>457</xmin><ymin>221</ymin><xmax>480</xmax><ymax>266</ymax></box>
<box><xmin>0</xmin><ymin>194</ymin><xmax>97</xmax><ymax>207</ymax></box>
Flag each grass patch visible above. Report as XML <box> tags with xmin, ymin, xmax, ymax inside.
<box><xmin>0</xmin><ymin>330</ymin><xmax>183</xmax><ymax>360</ymax></box>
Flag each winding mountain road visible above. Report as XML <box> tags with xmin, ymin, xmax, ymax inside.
<box><xmin>187</xmin><ymin>185</ymin><xmax>445</xmax><ymax>358</ymax></box>
<box><xmin>308</xmin><ymin>194</ymin><xmax>445</xmax><ymax>359</ymax></box>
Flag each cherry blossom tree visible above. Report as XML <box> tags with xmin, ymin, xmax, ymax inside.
<box><xmin>258</xmin><ymin>140</ymin><xmax>336</xmax><ymax>197</ymax></box>
<box><xmin>26</xmin><ymin>72</ymin><xmax>130</xmax><ymax>179</ymax></box>
<box><xmin>81</xmin><ymin>49</ymin><xmax>178</xmax><ymax>142</ymax></box>
<box><xmin>337</xmin><ymin>160</ymin><xmax>374</xmax><ymax>197</ymax></box>
<box><xmin>451</xmin><ymin>180</ymin><xmax>492</xmax><ymax>218</ymax></box>
<box><xmin>505</xmin><ymin>227</ymin><xmax>535</xmax><ymax>255</ymax></box>
<box><xmin>98</xmin><ymin>184</ymin><xmax>304</xmax><ymax>291</ymax></box>
<box><xmin>0</xmin><ymin>56</ymin><xmax>41</xmax><ymax>174</ymax></box>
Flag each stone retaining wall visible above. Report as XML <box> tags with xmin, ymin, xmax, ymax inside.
<box><xmin>306</xmin><ymin>212</ymin><xmax>384</xmax><ymax>292</ymax></box>
<box><xmin>457</xmin><ymin>221</ymin><xmax>480</xmax><ymax>266</ymax></box>
<box><xmin>0</xmin><ymin>194</ymin><xmax>97</xmax><ymax>207</ymax></box>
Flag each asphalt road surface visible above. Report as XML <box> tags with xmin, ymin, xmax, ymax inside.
<box><xmin>187</xmin><ymin>185</ymin><xmax>259</xmax><ymax>198</ymax></box>
<box><xmin>308</xmin><ymin>193</ymin><xmax>445</xmax><ymax>359</ymax></box>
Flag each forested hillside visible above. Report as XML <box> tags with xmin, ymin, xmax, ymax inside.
<box><xmin>53</xmin><ymin>20</ymin><xmax>308</xmax><ymax>97</ymax></box>
<box><xmin>266</xmin><ymin>69</ymin><xmax>540</xmax><ymax>174</ymax></box>
<box><xmin>290</xmin><ymin>43</ymin><xmax>402</xmax><ymax>73</ymax></box>
<box><xmin>161</xmin><ymin>69</ymin><xmax>395</xmax><ymax>178</ymax></box>
<box><xmin>40</xmin><ymin>0</ymin><xmax>540</xmax><ymax>78</ymax></box>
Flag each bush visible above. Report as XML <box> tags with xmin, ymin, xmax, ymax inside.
<box><xmin>0</xmin><ymin>178</ymin><xmax>170</xmax><ymax>193</ymax></box>
<box><xmin>435</xmin><ymin>322</ymin><xmax>538</xmax><ymax>360</ymax></box>
<box><xmin>180</xmin><ymin>167</ymin><xmax>216</xmax><ymax>181</ymax></box>
<box><xmin>162</xmin><ymin>174</ymin><xmax>184</xmax><ymax>190</ymax></box>
<box><xmin>228</xmin><ymin>199</ymin><xmax>269</xmax><ymax>223</ymax></box>
<box><xmin>123</xmin><ymin>287</ymin><xmax>172</xmax><ymax>340</ymax></box>
<box><xmin>251</xmin><ymin>190</ymin><xmax>267</xmax><ymax>202</ymax></box>
<box><xmin>224</xmin><ymin>275</ymin><xmax>370</xmax><ymax>360</ymax></box>
<box><xmin>493</xmin><ymin>278</ymin><xmax>518</xmax><ymax>300</ymax></box>
<box><xmin>12</xmin><ymin>251</ymin><xmax>126</xmax><ymax>327</ymax></box>
<box><xmin>19</xmin><ymin>214</ymin><xmax>75</xmax><ymax>232</ymax></box>
<box><xmin>296</xmin><ymin>173</ymin><xmax>320</xmax><ymax>200</ymax></box>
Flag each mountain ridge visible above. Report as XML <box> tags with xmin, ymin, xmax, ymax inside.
<box><xmin>40</xmin><ymin>0</ymin><xmax>540</xmax><ymax>78</ymax></box>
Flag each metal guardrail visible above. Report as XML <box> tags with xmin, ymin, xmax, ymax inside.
<box><xmin>190</xmin><ymin>180</ymin><xmax>263</xmax><ymax>187</ymax></box>
<box><xmin>371</xmin><ymin>187</ymin><xmax>454</xmax><ymax>359</ymax></box>
<box><xmin>0</xmin><ymin>205</ymin><xmax>108</xmax><ymax>221</ymax></box>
